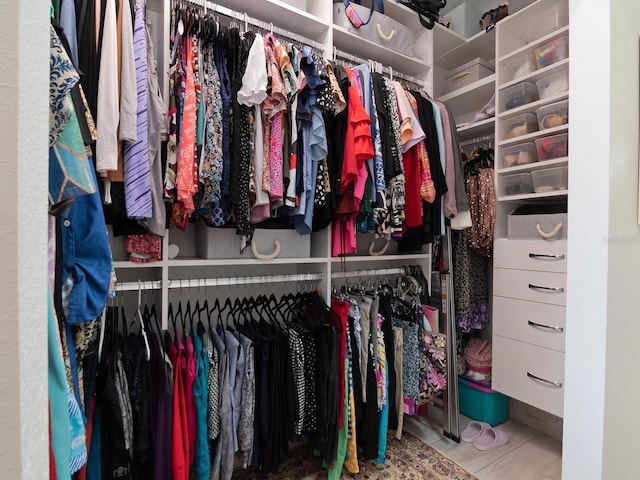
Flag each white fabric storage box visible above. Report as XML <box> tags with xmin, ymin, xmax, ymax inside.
<box><xmin>445</xmin><ymin>57</ymin><xmax>495</xmax><ymax>94</ymax></box>
<box><xmin>507</xmin><ymin>203</ymin><xmax>568</xmax><ymax>240</ymax></box>
<box><xmin>195</xmin><ymin>223</ymin><xmax>310</xmax><ymax>259</ymax></box>
<box><xmin>333</xmin><ymin>3</ymin><xmax>415</xmax><ymax>57</ymax></box>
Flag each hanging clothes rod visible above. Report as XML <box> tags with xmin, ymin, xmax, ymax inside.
<box><xmin>182</xmin><ymin>0</ymin><xmax>325</xmax><ymax>51</ymax></box>
<box><xmin>115</xmin><ymin>272</ymin><xmax>323</xmax><ymax>292</ymax></box>
<box><xmin>333</xmin><ymin>47</ymin><xmax>424</xmax><ymax>88</ymax></box>
<box><xmin>331</xmin><ymin>267</ymin><xmax>407</xmax><ymax>279</ymax></box>
<box><xmin>459</xmin><ymin>134</ymin><xmax>495</xmax><ymax>148</ymax></box>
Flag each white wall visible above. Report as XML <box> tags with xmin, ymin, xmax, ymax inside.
<box><xmin>565</xmin><ymin>0</ymin><xmax>640</xmax><ymax>478</ymax></box>
<box><xmin>0</xmin><ymin>0</ymin><xmax>49</xmax><ymax>478</ymax></box>
<box><xmin>601</xmin><ymin>0</ymin><xmax>640</xmax><ymax>476</ymax></box>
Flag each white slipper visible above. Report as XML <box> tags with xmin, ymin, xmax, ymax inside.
<box><xmin>472</xmin><ymin>427</ymin><xmax>509</xmax><ymax>451</ymax></box>
<box><xmin>460</xmin><ymin>421</ymin><xmax>491</xmax><ymax>443</ymax></box>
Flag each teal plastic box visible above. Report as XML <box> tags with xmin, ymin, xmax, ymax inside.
<box><xmin>458</xmin><ymin>377</ymin><xmax>508</xmax><ymax>426</ymax></box>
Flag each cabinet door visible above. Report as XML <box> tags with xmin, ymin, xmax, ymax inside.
<box><xmin>493</xmin><ymin>335</ymin><xmax>565</xmax><ymax>418</ymax></box>
<box><xmin>494</xmin><ymin>268</ymin><xmax>567</xmax><ymax>306</ymax></box>
<box><xmin>493</xmin><ymin>296</ymin><xmax>566</xmax><ymax>352</ymax></box>
<box><xmin>494</xmin><ymin>239</ymin><xmax>567</xmax><ymax>273</ymax></box>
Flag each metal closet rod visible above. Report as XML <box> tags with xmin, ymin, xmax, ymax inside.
<box><xmin>331</xmin><ymin>267</ymin><xmax>406</xmax><ymax>279</ymax></box>
<box><xmin>333</xmin><ymin>47</ymin><xmax>424</xmax><ymax>87</ymax></box>
<box><xmin>115</xmin><ymin>272</ymin><xmax>323</xmax><ymax>292</ymax></box>
<box><xmin>459</xmin><ymin>134</ymin><xmax>494</xmax><ymax>148</ymax></box>
<box><xmin>182</xmin><ymin>0</ymin><xmax>325</xmax><ymax>51</ymax></box>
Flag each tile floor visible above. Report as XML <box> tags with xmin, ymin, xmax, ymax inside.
<box><xmin>404</xmin><ymin>414</ymin><xmax>563</xmax><ymax>480</ymax></box>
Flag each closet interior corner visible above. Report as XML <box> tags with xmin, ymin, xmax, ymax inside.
<box><xmin>47</xmin><ymin>0</ymin><xmax>570</xmax><ymax>477</ymax></box>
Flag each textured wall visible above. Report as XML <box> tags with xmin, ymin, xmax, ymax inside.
<box><xmin>0</xmin><ymin>0</ymin><xmax>49</xmax><ymax>477</ymax></box>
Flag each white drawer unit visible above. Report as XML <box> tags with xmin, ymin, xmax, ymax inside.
<box><xmin>494</xmin><ymin>239</ymin><xmax>567</xmax><ymax>273</ymax></box>
<box><xmin>492</xmin><ymin>335</ymin><xmax>565</xmax><ymax>418</ymax></box>
<box><xmin>493</xmin><ymin>296</ymin><xmax>566</xmax><ymax>352</ymax></box>
<box><xmin>493</xmin><ymin>268</ymin><xmax>567</xmax><ymax>306</ymax></box>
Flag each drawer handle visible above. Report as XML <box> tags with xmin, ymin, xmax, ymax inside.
<box><xmin>528</xmin><ymin>283</ymin><xmax>564</xmax><ymax>293</ymax></box>
<box><xmin>527</xmin><ymin>371</ymin><xmax>563</xmax><ymax>388</ymax></box>
<box><xmin>529</xmin><ymin>253</ymin><xmax>565</xmax><ymax>260</ymax></box>
<box><xmin>528</xmin><ymin>320</ymin><xmax>564</xmax><ymax>332</ymax></box>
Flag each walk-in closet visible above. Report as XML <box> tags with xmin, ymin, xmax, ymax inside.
<box><xmin>17</xmin><ymin>0</ymin><xmax>639</xmax><ymax>479</ymax></box>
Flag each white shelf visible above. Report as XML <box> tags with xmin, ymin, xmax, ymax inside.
<box><xmin>497</xmin><ymin>189</ymin><xmax>568</xmax><ymax>202</ymax></box>
<box><xmin>216</xmin><ymin>0</ymin><xmax>330</xmax><ymax>38</ymax></box>
<box><xmin>358</xmin><ymin>0</ymin><xmax>433</xmax><ymax>32</ymax></box>
<box><xmin>497</xmin><ymin>0</ymin><xmax>568</xmax><ymax>59</ymax></box>
<box><xmin>497</xmin><ymin>157</ymin><xmax>569</xmax><ymax>174</ymax></box>
<box><xmin>438</xmin><ymin>74</ymin><xmax>495</xmax><ymax>117</ymax></box>
<box><xmin>498</xmin><ymin>92</ymin><xmax>569</xmax><ymax>119</ymax></box>
<box><xmin>439</xmin><ymin>74</ymin><xmax>495</xmax><ymax>103</ymax></box>
<box><xmin>168</xmin><ymin>257</ymin><xmax>328</xmax><ymax>267</ymax></box>
<box><xmin>435</xmin><ymin>28</ymin><xmax>496</xmax><ymax>70</ymax></box>
<box><xmin>457</xmin><ymin>117</ymin><xmax>496</xmax><ymax>140</ymax></box>
<box><xmin>332</xmin><ymin>25</ymin><xmax>430</xmax><ymax>77</ymax></box>
<box><xmin>113</xmin><ymin>261</ymin><xmax>163</xmax><ymax>269</ymax></box>
<box><xmin>498</xmin><ymin>25</ymin><xmax>569</xmax><ymax>65</ymax></box>
<box><xmin>499</xmin><ymin>57</ymin><xmax>569</xmax><ymax>91</ymax></box>
<box><xmin>499</xmin><ymin>123</ymin><xmax>568</xmax><ymax>147</ymax></box>
<box><xmin>331</xmin><ymin>253</ymin><xmax>429</xmax><ymax>263</ymax></box>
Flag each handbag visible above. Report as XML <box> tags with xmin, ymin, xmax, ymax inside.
<box><xmin>398</xmin><ymin>0</ymin><xmax>447</xmax><ymax>30</ymax></box>
<box><xmin>342</xmin><ymin>0</ymin><xmax>385</xmax><ymax>28</ymax></box>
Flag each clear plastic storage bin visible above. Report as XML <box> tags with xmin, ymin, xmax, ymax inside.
<box><xmin>536</xmin><ymin>100</ymin><xmax>569</xmax><ymax>130</ymax></box>
<box><xmin>502</xmin><ymin>113</ymin><xmax>539</xmax><ymax>139</ymax></box>
<box><xmin>501</xmin><ymin>142</ymin><xmax>538</xmax><ymax>168</ymax></box>
<box><xmin>534</xmin><ymin>36</ymin><xmax>569</xmax><ymax>68</ymax></box>
<box><xmin>503</xmin><ymin>53</ymin><xmax>537</xmax><ymax>83</ymax></box>
<box><xmin>501</xmin><ymin>172</ymin><xmax>534</xmax><ymax>196</ymax></box>
<box><xmin>536</xmin><ymin>69</ymin><xmax>569</xmax><ymax>99</ymax></box>
<box><xmin>535</xmin><ymin>132</ymin><xmax>568</xmax><ymax>160</ymax></box>
<box><xmin>532</xmin><ymin>166</ymin><xmax>568</xmax><ymax>193</ymax></box>
<box><xmin>500</xmin><ymin>82</ymin><xmax>539</xmax><ymax>111</ymax></box>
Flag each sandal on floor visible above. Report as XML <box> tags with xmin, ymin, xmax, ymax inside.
<box><xmin>460</xmin><ymin>421</ymin><xmax>491</xmax><ymax>443</ymax></box>
<box><xmin>472</xmin><ymin>427</ymin><xmax>509</xmax><ymax>451</ymax></box>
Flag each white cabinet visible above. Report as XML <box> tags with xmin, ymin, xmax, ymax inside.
<box><xmin>491</xmin><ymin>0</ymin><xmax>569</xmax><ymax>418</ymax></box>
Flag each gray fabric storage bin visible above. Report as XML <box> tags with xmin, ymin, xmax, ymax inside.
<box><xmin>507</xmin><ymin>202</ymin><xmax>567</xmax><ymax>240</ymax></box>
<box><xmin>445</xmin><ymin>57</ymin><xmax>495</xmax><ymax>94</ymax></box>
<box><xmin>195</xmin><ymin>223</ymin><xmax>310</xmax><ymax>259</ymax></box>
<box><xmin>333</xmin><ymin>3</ymin><xmax>415</xmax><ymax>57</ymax></box>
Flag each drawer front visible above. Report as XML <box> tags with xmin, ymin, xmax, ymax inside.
<box><xmin>494</xmin><ymin>268</ymin><xmax>567</xmax><ymax>306</ymax></box>
<box><xmin>493</xmin><ymin>296</ymin><xmax>565</xmax><ymax>352</ymax></box>
<box><xmin>494</xmin><ymin>238</ymin><xmax>567</xmax><ymax>273</ymax></box>
<box><xmin>492</xmin><ymin>335</ymin><xmax>564</xmax><ymax>418</ymax></box>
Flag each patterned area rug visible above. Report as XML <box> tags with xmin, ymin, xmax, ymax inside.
<box><xmin>234</xmin><ymin>431</ymin><xmax>478</xmax><ymax>479</ymax></box>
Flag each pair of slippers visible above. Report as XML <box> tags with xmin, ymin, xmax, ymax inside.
<box><xmin>461</xmin><ymin>421</ymin><xmax>508</xmax><ymax>450</ymax></box>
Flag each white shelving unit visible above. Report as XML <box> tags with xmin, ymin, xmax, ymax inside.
<box><xmin>491</xmin><ymin>0</ymin><xmax>569</xmax><ymax>419</ymax></box>
<box><xmin>113</xmin><ymin>0</ymin><xmax>437</xmax><ymax>328</ymax></box>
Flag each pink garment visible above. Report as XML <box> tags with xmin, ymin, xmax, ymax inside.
<box><xmin>269</xmin><ymin>111</ymin><xmax>284</xmax><ymax>202</ymax></box>
<box><xmin>175</xmin><ymin>35</ymin><xmax>198</xmax><ymax>218</ymax></box>
<box><xmin>184</xmin><ymin>335</ymin><xmax>197</xmax><ymax>465</ymax></box>
<box><xmin>125</xmin><ymin>233</ymin><xmax>161</xmax><ymax>263</ymax></box>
